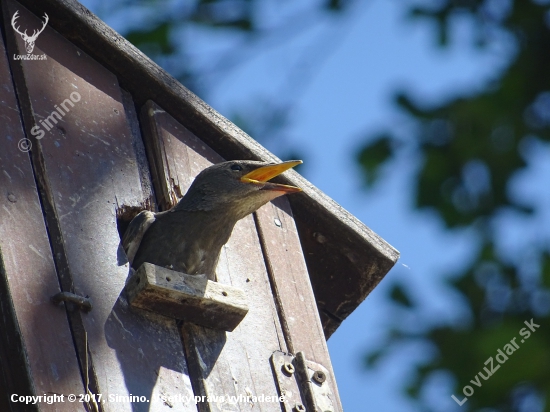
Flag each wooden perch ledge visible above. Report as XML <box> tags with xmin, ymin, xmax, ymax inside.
<box><xmin>125</xmin><ymin>263</ymin><xmax>249</xmax><ymax>332</ymax></box>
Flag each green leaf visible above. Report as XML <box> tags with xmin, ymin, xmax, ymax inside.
<box><xmin>541</xmin><ymin>252</ymin><xmax>550</xmax><ymax>289</ymax></box>
<box><xmin>356</xmin><ymin>134</ymin><xmax>394</xmax><ymax>187</ymax></box>
<box><xmin>363</xmin><ymin>349</ymin><xmax>383</xmax><ymax>368</ymax></box>
<box><xmin>125</xmin><ymin>22</ymin><xmax>175</xmax><ymax>55</ymax></box>
<box><xmin>389</xmin><ymin>284</ymin><xmax>414</xmax><ymax>308</ymax></box>
<box><xmin>325</xmin><ymin>0</ymin><xmax>352</xmax><ymax>12</ymax></box>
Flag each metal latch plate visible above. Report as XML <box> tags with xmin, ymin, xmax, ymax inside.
<box><xmin>271</xmin><ymin>351</ymin><xmax>336</xmax><ymax>412</ymax></box>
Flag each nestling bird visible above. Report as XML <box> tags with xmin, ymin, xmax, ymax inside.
<box><xmin>122</xmin><ymin>160</ymin><xmax>302</xmax><ymax>279</ymax></box>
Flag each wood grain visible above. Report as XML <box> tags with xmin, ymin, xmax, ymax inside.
<box><xmin>126</xmin><ymin>263</ymin><xmax>249</xmax><ymax>332</ymax></box>
<box><xmin>4</xmin><ymin>2</ymin><xmax>197</xmax><ymax>410</ymax></box>
<box><xmin>254</xmin><ymin>197</ymin><xmax>343</xmax><ymax>410</ymax></box>
<box><xmin>0</xmin><ymin>13</ymin><xmax>85</xmax><ymax>411</ymax></box>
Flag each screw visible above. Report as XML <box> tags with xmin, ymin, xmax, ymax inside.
<box><xmin>313</xmin><ymin>232</ymin><xmax>326</xmax><ymax>244</ymax></box>
<box><xmin>7</xmin><ymin>193</ymin><xmax>16</xmax><ymax>203</ymax></box>
<box><xmin>274</xmin><ymin>218</ymin><xmax>282</xmax><ymax>227</ymax></box>
<box><xmin>293</xmin><ymin>404</ymin><xmax>305</xmax><ymax>412</ymax></box>
<box><xmin>312</xmin><ymin>370</ymin><xmax>326</xmax><ymax>384</ymax></box>
<box><xmin>282</xmin><ymin>362</ymin><xmax>295</xmax><ymax>376</ymax></box>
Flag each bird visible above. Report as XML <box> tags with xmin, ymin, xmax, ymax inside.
<box><xmin>122</xmin><ymin>159</ymin><xmax>302</xmax><ymax>280</ymax></box>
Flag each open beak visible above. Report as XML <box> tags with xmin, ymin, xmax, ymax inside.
<box><xmin>241</xmin><ymin>160</ymin><xmax>302</xmax><ymax>193</ymax></box>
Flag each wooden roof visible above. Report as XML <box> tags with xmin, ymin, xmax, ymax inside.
<box><xmin>12</xmin><ymin>0</ymin><xmax>399</xmax><ymax>338</ymax></box>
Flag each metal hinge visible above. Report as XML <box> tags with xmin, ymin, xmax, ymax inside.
<box><xmin>271</xmin><ymin>351</ymin><xmax>335</xmax><ymax>412</ymax></box>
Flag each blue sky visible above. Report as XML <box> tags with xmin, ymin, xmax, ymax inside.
<box><xmin>204</xmin><ymin>2</ymin><xmax>504</xmax><ymax>409</ymax></box>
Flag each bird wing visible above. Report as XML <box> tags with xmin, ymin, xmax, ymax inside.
<box><xmin>122</xmin><ymin>210</ymin><xmax>156</xmax><ymax>266</ymax></box>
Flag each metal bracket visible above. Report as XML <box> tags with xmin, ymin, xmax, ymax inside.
<box><xmin>271</xmin><ymin>351</ymin><xmax>336</xmax><ymax>412</ymax></box>
<box><xmin>51</xmin><ymin>292</ymin><xmax>92</xmax><ymax>312</ymax></box>
<box><xmin>271</xmin><ymin>351</ymin><xmax>304</xmax><ymax>412</ymax></box>
<box><xmin>295</xmin><ymin>352</ymin><xmax>335</xmax><ymax>412</ymax></box>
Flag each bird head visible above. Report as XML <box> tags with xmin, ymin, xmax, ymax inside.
<box><xmin>175</xmin><ymin>160</ymin><xmax>302</xmax><ymax>219</ymax></box>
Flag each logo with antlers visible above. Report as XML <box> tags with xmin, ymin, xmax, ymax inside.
<box><xmin>11</xmin><ymin>11</ymin><xmax>49</xmax><ymax>54</ymax></box>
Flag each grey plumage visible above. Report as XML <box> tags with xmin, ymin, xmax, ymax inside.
<box><xmin>122</xmin><ymin>160</ymin><xmax>301</xmax><ymax>279</ymax></box>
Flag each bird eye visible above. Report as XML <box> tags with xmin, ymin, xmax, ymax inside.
<box><xmin>231</xmin><ymin>164</ymin><xmax>243</xmax><ymax>171</ymax></box>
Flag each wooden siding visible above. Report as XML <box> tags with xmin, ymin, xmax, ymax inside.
<box><xmin>0</xmin><ymin>1</ymin><xmax>346</xmax><ymax>410</ymax></box>
<box><xmin>0</xmin><ymin>18</ymin><xmax>85</xmax><ymax>412</ymax></box>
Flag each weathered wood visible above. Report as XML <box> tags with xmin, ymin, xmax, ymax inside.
<box><xmin>3</xmin><ymin>2</ymin><xmax>197</xmax><ymax>410</ymax></box>
<box><xmin>0</xmin><ymin>14</ymin><xmax>85</xmax><ymax>411</ymax></box>
<box><xmin>126</xmin><ymin>263</ymin><xmax>249</xmax><ymax>331</ymax></box>
<box><xmin>290</xmin><ymin>186</ymin><xmax>398</xmax><ymax>337</ymax></box>
<box><xmin>141</xmin><ymin>101</ymin><xmax>287</xmax><ymax>411</ymax></box>
<box><xmin>139</xmin><ymin>101</ymin><xmax>182</xmax><ymax>212</ymax></box>
<box><xmin>120</xmin><ymin>87</ymin><xmax>156</xmax><ymax>211</ymax></box>
<box><xmin>254</xmin><ymin>197</ymin><xmax>342</xmax><ymax>410</ymax></box>
<box><xmin>14</xmin><ymin>0</ymin><xmax>399</xmax><ymax>337</ymax></box>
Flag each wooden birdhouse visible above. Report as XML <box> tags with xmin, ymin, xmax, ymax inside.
<box><xmin>0</xmin><ymin>0</ymin><xmax>399</xmax><ymax>411</ymax></box>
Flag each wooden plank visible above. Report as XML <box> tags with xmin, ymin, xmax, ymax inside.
<box><xmin>3</xmin><ymin>2</ymin><xmax>197</xmax><ymax>411</ymax></box>
<box><xmin>141</xmin><ymin>101</ymin><xmax>287</xmax><ymax>411</ymax></box>
<box><xmin>120</xmin><ymin>88</ymin><xmax>156</xmax><ymax>211</ymax></box>
<box><xmin>254</xmin><ymin>197</ymin><xmax>343</xmax><ymax>410</ymax></box>
<box><xmin>14</xmin><ymin>0</ymin><xmax>399</xmax><ymax>338</ymax></box>
<box><xmin>0</xmin><ymin>17</ymin><xmax>85</xmax><ymax>411</ymax></box>
<box><xmin>125</xmin><ymin>263</ymin><xmax>249</xmax><ymax>332</ymax></box>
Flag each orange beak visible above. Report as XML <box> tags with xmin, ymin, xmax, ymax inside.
<box><xmin>241</xmin><ymin>160</ymin><xmax>302</xmax><ymax>193</ymax></box>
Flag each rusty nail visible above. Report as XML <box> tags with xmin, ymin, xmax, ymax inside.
<box><xmin>7</xmin><ymin>193</ymin><xmax>16</xmax><ymax>203</ymax></box>
<box><xmin>312</xmin><ymin>370</ymin><xmax>326</xmax><ymax>384</ymax></box>
<box><xmin>293</xmin><ymin>404</ymin><xmax>305</xmax><ymax>412</ymax></box>
<box><xmin>282</xmin><ymin>362</ymin><xmax>295</xmax><ymax>376</ymax></box>
<box><xmin>51</xmin><ymin>292</ymin><xmax>92</xmax><ymax>312</ymax></box>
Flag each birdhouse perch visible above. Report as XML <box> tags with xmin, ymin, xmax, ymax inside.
<box><xmin>125</xmin><ymin>263</ymin><xmax>249</xmax><ymax>332</ymax></box>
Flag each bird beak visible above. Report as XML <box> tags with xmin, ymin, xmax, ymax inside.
<box><xmin>241</xmin><ymin>160</ymin><xmax>302</xmax><ymax>193</ymax></box>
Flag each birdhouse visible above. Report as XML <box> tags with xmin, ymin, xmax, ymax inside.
<box><xmin>0</xmin><ymin>0</ymin><xmax>399</xmax><ymax>411</ymax></box>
